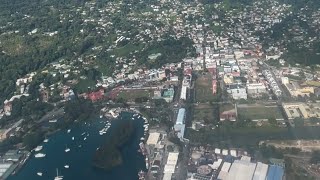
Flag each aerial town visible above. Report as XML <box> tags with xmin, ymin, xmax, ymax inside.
<box><xmin>0</xmin><ymin>0</ymin><xmax>320</xmax><ymax>179</ymax></box>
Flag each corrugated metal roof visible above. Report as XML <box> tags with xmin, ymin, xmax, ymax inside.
<box><xmin>174</xmin><ymin>124</ymin><xmax>185</xmax><ymax>139</ymax></box>
<box><xmin>146</xmin><ymin>132</ymin><xmax>160</xmax><ymax>145</ymax></box>
<box><xmin>167</xmin><ymin>152</ymin><xmax>179</xmax><ymax>165</ymax></box>
<box><xmin>176</xmin><ymin>108</ymin><xmax>185</xmax><ymax>125</ymax></box>
<box><xmin>218</xmin><ymin>171</ymin><xmax>228</xmax><ymax>180</ymax></box>
<box><xmin>266</xmin><ymin>165</ymin><xmax>284</xmax><ymax>180</ymax></box>
<box><xmin>253</xmin><ymin>162</ymin><xmax>269</xmax><ymax>180</ymax></box>
<box><xmin>180</xmin><ymin>86</ymin><xmax>187</xmax><ymax>100</ymax></box>
<box><xmin>164</xmin><ymin>164</ymin><xmax>176</xmax><ymax>173</ymax></box>
<box><xmin>162</xmin><ymin>173</ymin><xmax>172</xmax><ymax>180</ymax></box>
<box><xmin>221</xmin><ymin>162</ymin><xmax>232</xmax><ymax>172</ymax></box>
<box><xmin>226</xmin><ymin>160</ymin><xmax>256</xmax><ymax>180</ymax></box>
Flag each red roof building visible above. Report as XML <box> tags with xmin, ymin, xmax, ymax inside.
<box><xmin>87</xmin><ymin>89</ymin><xmax>105</xmax><ymax>102</ymax></box>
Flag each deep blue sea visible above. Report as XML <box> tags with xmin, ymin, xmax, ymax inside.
<box><xmin>8</xmin><ymin>112</ymin><xmax>146</xmax><ymax>180</ymax></box>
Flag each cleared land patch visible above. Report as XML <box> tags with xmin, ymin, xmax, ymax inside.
<box><xmin>116</xmin><ymin>89</ymin><xmax>153</xmax><ymax>101</ymax></box>
<box><xmin>237</xmin><ymin>105</ymin><xmax>284</xmax><ymax>120</ymax></box>
<box><xmin>195</xmin><ymin>74</ymin><xmax>217</xmax><ymax>103</ymax></box>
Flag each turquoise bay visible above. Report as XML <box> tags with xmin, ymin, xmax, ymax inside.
<box><xmin>9</xmin><ymin>112</ymin><xmax>146</xmax><ymax>180</ymax></box>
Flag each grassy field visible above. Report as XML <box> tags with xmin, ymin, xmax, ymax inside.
<box><xmin>74</xmin><ymin>79</ymin><xmax>96</xmax><ymax>93</ymax></box>
<box><xmin>113</xmin><ymin>43</ymin><xmax>144</xmax><ymax>57</ymax></box>
<box><xmin>237</xmin><ymin>105</ymin><xmax>284</xmax><ymax>120</ymax></box>
<box><xmin>194</xmin><ymin>108</ymin><xmax>214</xmax><ymax>122</ymax></box>
<box><xmin>116</xmin><ymin>89</ymin><xmax>153</xmax><ymax>101</ymax></box>
<box><xmin>195</xmin><ymin>74</ymin><xmax>217</xmax><ymax>103</ymax></box>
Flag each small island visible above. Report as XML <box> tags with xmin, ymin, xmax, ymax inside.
<box><xmin>92</xmin><ymin>118</ymin><xmax>134</xmax><ymax>170</ymax></box>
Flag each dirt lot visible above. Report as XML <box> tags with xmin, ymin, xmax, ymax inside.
<box><xmin>262</xmin><ymin>140</ymin><xmax>320</xmax><ymax>152</ymax></box>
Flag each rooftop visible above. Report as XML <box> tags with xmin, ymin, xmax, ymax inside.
<box><xmin>147</xmin><ymin>132</ymin><xmax>160</xmax><ymax>145</ymax></box>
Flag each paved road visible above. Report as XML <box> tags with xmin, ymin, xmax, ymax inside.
<box><xmin>36</xmin><ymin>107</ymin><xmax>64</xmax><ymax>123</ymax></box>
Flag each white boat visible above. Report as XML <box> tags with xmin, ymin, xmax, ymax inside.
<box><xmin>65</xmin><ymin>145</ymin><xmax>70</xmax><ymax>152</ymax></box>
<box><xmin>43</xmin><ymin>139</ymin><xmax>49</xmax><ymax>143</ymax></box>
<box><xmin>81</xmin><ymin>132</ymin><xmax>86</xmax><ymax>136</ymax></box>
<box><xmin>78</xmin><ymin>145</ymin><xmax>82</xmax><ymax>148</ymax></box>
<box><xmin>37</xmin><ymin>172</ymin><xmax>43</xmax><ymax>176</ymax></box>
<box><xmin>64</xmin><ymin>165</ymin><xmax>69</xmax><ymax>169</ymax></box>
<box><xmin>100</xmin><ymin>115</ymin><xmax>103</xmax><ymax>118</ymax></box>
<box><xmin>140</xmin><ymin>137</ymin><xmax>145</xmax><ymax>141</ymax></box>
<box><xmin>49</xmin><ymin>119</ymin><xmax>57</xmax><ymax>123</ymax></box>
<box><xmin>67</xmin><ymin>129</ymin><xmax>71</xmax><ymax>133</ymax></box>
<box><xmin>35</xmin><ymin>153</ymin><xmax>46</xmax><ymax>158</ymax></box>
<box><xmin>54</xmin><ymin>168</ymin><xmax>63</xmax><ymax>180</ymax></box>
<box><xmin>84</xmin><ymin>137</ymin><xmax>87</xmax><ymax>141</ymax></box>
<box><xmin>34</xmin><ymin>146</ymin><xmax>43</xmax><ymax>152</ymax></box>
<box><xmin>72</xmin><ymin>137</ymin><xmax>74</xmax><ymax>141</ymax></box>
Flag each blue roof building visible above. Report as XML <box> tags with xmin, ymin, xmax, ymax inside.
<box><xmin>266</xmin><ymin>165</ymin><xmax>284</xmax><ymax>180</ymax></box>
<box><xmin>176</xmin><ymin>108</ymin><xmax>186</xmax><ymax>125</ymax></box>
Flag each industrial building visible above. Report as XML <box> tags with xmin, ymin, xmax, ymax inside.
<box><xmin>226</xmin><ymin>160</ymin><xmax>256</xmax><ymax>180</ymax></box>
<box><xmin>174</xmin><ymin>108</ymin><xmax>186</xmax><ymax>140</ymax></box>
<box><xmin>147</xmin><ymin>132</ymin><xmax>160</xmax><ymax>146</ymax></box>
<box><xmin>253</xmin><ymin>162</ymin><xmax>269</xmax><ymax>180</ymax></box>
<box><xmin>0</xmin><ymin>163</ymin><xmax>14</xmax><ymax>178</ymax></box>
<box><xmin>180</xmin><ymin>86</ymin><xmax>187</xmax><ymax>100</ymax></box>
<box><xmin>267</xmin><ymin>165</ymin><xmax>284</xmax><ymax>180</ymax></box>
<box><xmin>163</xmin><ymin>152</ymin><xmax>179</xmax><ymax>180</ymax></box>
<box><xmin>173</xmin><ymin>124</ymin><xmax>185</xmax><ymax>140</ymax></box>
<box><xmin>180</xmin><ymin>74</ymin><xmax>192</xmax><ymax>100</ymax></box>
<box><xmin>217</xmin><ymin>162</ymin><xmax>231</xmax><ymax>180</ymax></box>
<box><xmin>176</xmin><ymin>108</ymin><xmax>186</xmax><ymax>125</ymax></box>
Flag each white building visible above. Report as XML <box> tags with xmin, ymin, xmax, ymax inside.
<box><xmin>227</xmin><ymin>85</ymin><xmax>247</xmax><ymax>100</ymax></box>
<box><xmin>246</xmin><ymin>83</ymin><xmax>267</xmax><ymax>97</ymax></box>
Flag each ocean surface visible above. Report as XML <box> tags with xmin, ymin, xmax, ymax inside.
<box><xmin>8</xmin><ymin>112</ymin><xmax>146</xmax><ymax>180</ymax></box>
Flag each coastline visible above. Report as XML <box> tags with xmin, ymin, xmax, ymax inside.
<box><xmin>9</xmin><ymin>110</ymin><xmax>148</xmax><ymax>180</ymax></box>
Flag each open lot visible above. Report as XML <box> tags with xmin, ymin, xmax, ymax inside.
<box><xmin>237</xmin><ymin>105</ymin><xmax>284</xmax><ymax>120</ymax></box>
<box><xmin>116</xmin><ymin>89</ymin><xmax>153</xmax><ymax>101</ymax></box>
<box><xmin>195</xmin><ymin>74</ymin><xmax>217</xmax><ymax>103</ymax></box>
<box><xmin>194</xmin><ymin>108</ymin><xmax>214</xmax><ymax>122</ymax></box>
<box><xmin>74</xmin><ymin>78</ymin><xmax>96</xmax><ymax>93</ymax></box>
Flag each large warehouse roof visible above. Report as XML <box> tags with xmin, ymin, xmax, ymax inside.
<box><xmin>146</xmin><ymin>132</ymin><xmax>160</xmax><ymax>145</ymax></box>
<box><xmin>162</xmin><ymin>173</ymin><xmax>172</xmax><ymax>180</ymax></box>
<box><xmin>226</xmin><ymin>160</ymin><xmax>256</xmax><ymax>180</ymax></box>
<box><xmin>176</xmin><ymin>108</ymin><xmax>186</xmax><ymax>125</ymax></box>
<box><xmin>253</xmin><ymin>162</ymin><xmax>269</xmax><ymax>180</ymax></box>
<box><xmin>267</xmin><ymin>165</ymin><xmax>284</xmax><ymax>180</ymax></box>
<box><xmin>167</xmin><ymin>152</ymin><xmax>179</xmax><ymax>165</ymax></box>
<box><xmin>180</xmin><ymin>86</ymin><xmax>187</xmax><ymax>100</ymax></box>
<box><xmin>174</xmin><ymin>124</ymin><xmax>185</xmax><ymax>140</ymax></box>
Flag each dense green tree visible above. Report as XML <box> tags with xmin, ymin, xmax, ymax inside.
<box><xmin>64</xmin><ymin>98</ymin><xmax>94</xmax><ymax>121</ymax></box>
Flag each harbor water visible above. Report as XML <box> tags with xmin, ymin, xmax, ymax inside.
<box><xmin>8</xmin><ymin>112</ymin><xmax>146</xmax><ymax>180</ymax></box>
